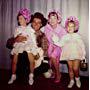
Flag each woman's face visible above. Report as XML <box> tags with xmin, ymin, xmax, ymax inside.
<box><xmin>49</xmin><ymin>14</ymin><xmax>58</xmax><ymax>26</ymax></box>
<box><xmin>31</xmin><ymin>18</ymin><xmax>42</xmax><ymax>31</ymax></box>
<box><xmin>18</xmin><ymin>15</ymin><xmax>27</xmax><ymax>26</ymax></box>
<box><xmin>67</xmin><ymin>22</ymin><xmax>75</xmax><ymax>33</ymax></box>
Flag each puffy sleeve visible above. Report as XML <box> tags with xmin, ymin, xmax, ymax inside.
<box><xmin>76</xmin><ymin>34</ymin><xmax>86</xmax><ymax>59</ymax></box>
<box><xmin>14</xmin><ymin>27</ymin><xmax>21</xmax><ymax>38</ymax></box>
<box><xmin>44</xmin><ymin>24</ymin><xmax>52</xmax><ymax>43</ymax></box>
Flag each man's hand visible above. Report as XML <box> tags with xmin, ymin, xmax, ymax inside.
<box><xmin>15</xmin><ymin>36</ymin><xmax>27</xmax><ymax>42</ymax></box>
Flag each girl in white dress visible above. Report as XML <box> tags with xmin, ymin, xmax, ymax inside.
<box><xmin>52</xmin><ymin>16</ymin><xmax>86</xmax><ymax>88</ymax></box>
<box><xmin>8</xmin><ymin>8</ymin><xmax>43</xmax><ymax>85</ymax></box>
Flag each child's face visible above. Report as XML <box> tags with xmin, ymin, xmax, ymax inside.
<box><xmin>31</xmin><ymin>18</ymin><xmax>42</xmax><ymax>31</ymax></box>
<box><xmin>18</xmin><ymin>15</ymin><xmax>27</xmax><ymax>26</ymax></box>
<box><xmin>67</xmin><ymin>22</ymin><xmax>75</xmax><ymax>33</ymax></box>
<box><xmin>49</xmin><ymin>14</ymin><xmax>58</xmax><ymax>26</ymax></box>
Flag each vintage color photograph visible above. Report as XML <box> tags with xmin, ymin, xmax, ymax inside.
<box><xmin>0</xmin><ymin>0</ymin><xmax>89</xmax><ymax>90</ymax></box>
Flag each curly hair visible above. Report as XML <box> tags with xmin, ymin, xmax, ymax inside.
<box><xmin>30</xmin><ymin>12</ymin><xmax>47</xmax><ymax>27</ymax></box>
<box><xmin>48</xmin><ymin>10</ymin><xmax>62</xmax><ymax>23</ymax></box>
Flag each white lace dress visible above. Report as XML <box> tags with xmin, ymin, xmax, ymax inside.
<box><xmin>52</xmin><ymin>33</ymin><xmax>86</xmax><ymax>61</ymax></box>
<box><xmin>11</xmin><ymin>25</ymin><xmax>39</xmax><ymax>55</ymax></box>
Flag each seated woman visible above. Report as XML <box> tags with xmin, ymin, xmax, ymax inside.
<box><xmin>7</xmin><ymin>12</ymin><xmax>51</xmax><ymax>85</ymax></box>
<box><xmin>30</xmin><ymin>12</ymin><xmax>51</xmax><ymax>78</ymax></box>
<box><xmin>15</xmin><ymin>12</ymin><xmax>50</xmax><ymax>71</ymax></box>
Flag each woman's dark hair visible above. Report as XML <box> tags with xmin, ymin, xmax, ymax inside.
<box><xmin>30</xmin><ymin>12</ymin><xmax>47</xmax><ymax>27</ymax></box>
<box><xmin>17</xmin><ymin>13</ymin><xmax>30</xmax><ymax>26</ymax></box>
<box><xmin>48</xmin><ymin>12</ymin><xmax>59</xmax><ymax>20</ymax></box>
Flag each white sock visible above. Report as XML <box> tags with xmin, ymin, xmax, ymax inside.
<box><xmin>29</xmin><ymin>73</ymin><xmax>34</xmax><ymax>85</ymax></box>
<box><xmin>75</xmin><ymin>77</ymin><xmax>80</xmax><ymax>80</ymax></box>
<box><xmin>68</xmin><ymin>79</ymin><xmax>75</xmax><ymax>88</ymax></box>
<box><xmin>75</xmin><ymin>77</ymin><xmax>81</xmax><ymax>88</ymax></box>
<box><xmin>8</xmin><ymin>74</ymin><xmax>16</xmax><ymax>84</ymax></box>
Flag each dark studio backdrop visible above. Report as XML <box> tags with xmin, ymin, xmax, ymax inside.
<box><xmin>0</xmin><ymin>0</ymin><xmax>89</xmax><ymax>76</ymax></box>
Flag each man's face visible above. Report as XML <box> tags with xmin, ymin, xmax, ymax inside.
<box><xmin>31</xmin><ymin>18</ymin><xmax>42</xmax><ymax>31</ymax></box>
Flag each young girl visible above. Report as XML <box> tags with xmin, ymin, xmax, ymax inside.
<box><xmin>44</xmin><ymin>10</ymin><xmax>67</xmax><ymax>83</ymax></box>
<box><xmin>8</xmin><ymin>8</ymin><xmax>43</xmax><ymax>85</ymax></box>
<box><xmin>52</xmin><ymin>16</ymin><xmax>86</xmax><ymax>88</ymax></box>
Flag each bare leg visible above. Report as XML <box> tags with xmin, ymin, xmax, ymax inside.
<box><xmin>27</xmin><ymin>53</ymin><xmax>35</xmax><ymax>73</ymax></box>
<box><xmin>8</xmin><ymin>54</ymin><xmax>18</xmax><ymax>84</ymax></box>
<box><xmin>49</xmin><ymin>58</ymin><xmax>55</xmax><ymax>78</ymax></box>
<box><xmin>27</xmin><ymin>53</ymin><xmax>35</xmax><ymax>85</ymax></box>
<box><xmin>67</xmin><ymin>60</ymin><xmax>74</xmax><ymax>80</ymax></box>
<box><xmin>67</xmin><ymin>60</ymin><xmax>75</xmax><ymax>88</ymax></box>
<box><xmin>73</xmin><ymin>60</ymin><xmax>81</xmax><ymax>88</ymax></box>
<box><xmin>51</xmin><ymin>57</ymin><xmax>61</xmax><ymax>82</ymax></box>
<box><xmin>12</xmin><ymin>54</ymin><xmax>18</xmax><ymax>74</ymax></box>
<box><xmin>73</xmin><ymin>60</ymin><xmax>80</xmax><ymax>77</ymax></box>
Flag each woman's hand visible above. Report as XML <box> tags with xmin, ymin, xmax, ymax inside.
<box><xmin>15</xmin><ymin>36</ymin><xmax>27</xmax><ymax>42</ymax></box>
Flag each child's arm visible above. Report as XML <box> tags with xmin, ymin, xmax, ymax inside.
<box><xmin>14</xmin><ymin>28</ymin><xmax>27</xmax><ymax>42</ymax></box>
<box><xmin>76</xmin><ymin>34</ymin><xmax>86</xmax><ymax>59</ymax></box>
<box><xmin>14</xmin><ymin>28</ymin><xmax>21</xmax><ymax>38</ymax></box>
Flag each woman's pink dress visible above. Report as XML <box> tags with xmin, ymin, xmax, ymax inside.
<box><xmin>44</xmin><ymin>24</ymin><xmax>67</xmax><ymax>63</ymax></box>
